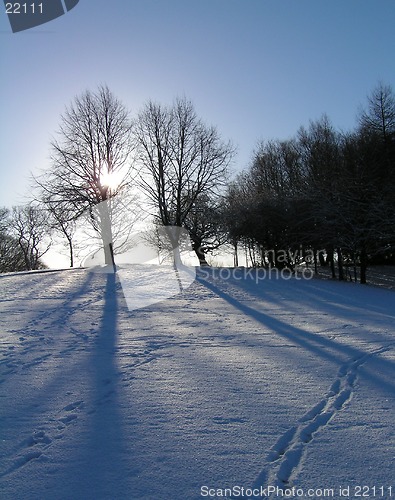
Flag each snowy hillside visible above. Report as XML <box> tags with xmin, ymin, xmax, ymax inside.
<box><xmin>1</xmin><ymin>266</ymin><xmax>394</xmax><ymax>499</ymax></box>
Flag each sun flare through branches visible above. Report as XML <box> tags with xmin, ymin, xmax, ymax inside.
<box><xmin>100</xmin><ymin>170</ymin><xmax>124</xmax><ymax>192</ymax></box>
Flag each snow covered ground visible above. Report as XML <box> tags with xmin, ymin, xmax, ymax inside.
<box><xmin>0</xmin><ymin>266</ymin><xmax>394</xmax><ymax>499</ymax></box>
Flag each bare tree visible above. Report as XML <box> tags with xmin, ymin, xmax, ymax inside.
<box><xmin>0</xmin><ymin>208</ymin><xmax>25</xmax><ymax>272</ymax></box>
<box><xmin>359</xmin><ymin>82</ymin><xmax>395</xmax><ymax>142</ymax></box>
<box><xmin>135</xmin><ymin>97</ymin><xmax>234</xmax><ymax>263</ymax></box>
<box><xmin>9</xmin><ymin>205</ymin><xmax>50</xmax><ymax>271</ymax></box>
<box><xmin>42</xmin><ymin>197</ymin><xmax>77</xmax><ymax>267</ymax></box>
<box><xmin>182</xmin><ymin>193</ymin><xmax>228</xmax><ymax>265</ymax></box>
<box><xmin>35</xmin><ymin>85</ymin><xmax>135</xmax><ymax>268</ymax></box>
<box><xmin>0</xmin><ymin>207</ymin><xmax>8</xmax><ymax>235</ymax></box>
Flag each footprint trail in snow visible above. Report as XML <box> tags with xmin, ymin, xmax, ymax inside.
<box><xmin>247</xmin><ymin>344</ymin><xmax>393</xmax><ymax>496</ymax></box>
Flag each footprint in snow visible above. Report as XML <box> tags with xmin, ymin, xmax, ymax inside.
<box><xmin>56</xmin><ymin>400</ymin><xmax>84</xmax><ymax>428</ymax></box>
<box><xmin>212</xmin><ymin>416</ymin><xmax>247</xmax><ymax>425</ymax></box>
<box><xmin>63</xmin><ymin>400</ymin><xmax>83</xmax><ymax>412</ymax></box>
<box><xmin>0</xmin><ymin>431</ymin><xmax>52</xmax><ymax>478</ymax></box>
<box><xmin>12</xmin><ymin>450</ymin><xmax>45</xmax><ymax>471</ymax></box>
<box><xmin>23</xmin><ymin>430</ymin><xmax>52</xmax><ymax>447</ymax></box>
<box><xmin>58</xmin><ymin>414</ymin><xmax>78</xmax><ymax>425</ymax></box>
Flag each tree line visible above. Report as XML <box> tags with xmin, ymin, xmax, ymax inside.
<box><xmin>0</xmin><ymin>206</ymin><xmax>50</xmax><ymax>273</ymax></box>
<box><xmin>1</xmin><ymin>82</ymin><xmax>394</xmax><ymax>283</ymax></box>
<box><xmin>224</xmin><ymin>83</ymin><xmax>395</xmax><ymax>283</ymax></box>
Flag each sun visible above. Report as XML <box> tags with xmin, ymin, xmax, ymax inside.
<box><xmin>100</xmin><ymin>171</ymin><xmax>123</xmax><ymax>191</ymax></box>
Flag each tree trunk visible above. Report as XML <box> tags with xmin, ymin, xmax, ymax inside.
<box><xmin>337</xmin><ymin>247</ymin><xmax>345</xmax><ymax>281</ymax></box>
<box><xmin>318</xmin><ymin>250</ymin><xmax>326</xmax><ymax>266</ymax></box>
<box><xmin>267</xmin><ymin>248</ymin><xmax>275</xmax><ymax>267</ymax></box>
<box><xmin>170</xmin><ymin>244</ymin><xmax>187</xmax><ymax>294</ymax></box>
<box><xmin>66</xmin><ymin>235</ymin><xmax>74</xmax><ymax>267</ymax></box>
<box><xmin>327</xmin><ymin>246</ymin><xmax>336</xmax><ymax>279</ymax></box>
<box><xmin>19</xmin><ymin>239</ymin><xmax>31</xmax><ymax>271</ymax></box>
<box><xmin>102</xmin><ymin>241</ymin><xmax>115</xmax><ymax>267</ymax></box>
<box><xmin>248</xmin><ymin>241</ymin><xmax>256</xmax><ymax>267</ymax></box>
<box><xmin>193</xmin><ymin>240</ymin><xmax>209</xmax><ymax>266</ymax></box>
<box><xmin>313</xmin><ymin>247</ymin><xmax>318</xmax><ymax>275</ymax></box>
<box><xmin>98</xmin><ymin>202</ymin><xmax>116</xmax><ymax>271</ymax></box>
<box><xmin>233</xmin><ymin>240</ymin><xmax>239</xmax><ymax>267</ymax></box>
<box><xmin>360</xmin><ymin>246</ymin><xmax>367</xmax><ymax>284</ymax></box>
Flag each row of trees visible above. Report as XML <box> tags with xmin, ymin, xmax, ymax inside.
<box><xmin>1</xmin><ymin>86</ymin><xmax>233</xmax><ymax>272</ymax></box>
<box><xmin>30</xmin><ymin>86</ymin><xmax>234</xmax><ymax>269</ymax></box>
<box><xmin>224</xmin><ymin>83</ymin><xmax>395</xmax><ymax>283</ymax></box>
<box><xmin>1</xmin><ymin>83</ymin><xmax>394</xmax><ymax>283</ymax></box>
<box><xmin>0</xmin><ymin>206</ymin><xmax>50</xmax><ymax>272</ymax></box>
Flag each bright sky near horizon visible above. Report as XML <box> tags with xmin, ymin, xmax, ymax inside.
<box><xmin>0</xmin><ymin>0</ymin><xmax>394</xmax><ymax>209</ymax></box>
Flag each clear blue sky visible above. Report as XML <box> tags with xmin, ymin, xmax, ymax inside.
<box><xmin>1</xmin><ymin>0</ymin><xmax>394</xmax><ymax>208</ymax></box>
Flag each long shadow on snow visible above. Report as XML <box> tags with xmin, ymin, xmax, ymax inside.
<box><xmin>205</xmin><ymin>269</ymin><xmax>395</xmax><ymax>325</ymax></box>
<box><xmin>196</xmin><ymin>273</ymin><xmax>395</xmax><ymax>398</ymax></box>
<box><xmin>41</xmin><ymin>272</ymin><xmax>131</xmax><ymax>499</ymax></box>
<box><xmin>218</xmin><ymin>272</ymin><xmax>395</xmax><ymax>351</ymax></box>
<box><xmin>70</xmin><ymin>271</ymin><xmax>131</xmax><ymax>499</ymax></box>
<box><xmin>195</xmin><ymin>272</ymin><xmax>395</xmax><ymax>498</ymax></box>
<box><xmin>0</xmin><ymin>271</ymin><xmax>97</xmax><ymax>400</ymax></box>
<box><xmin>0</xmin><ymin>273</ymin><xmax>128</xmax><ymax>494</ymax></box>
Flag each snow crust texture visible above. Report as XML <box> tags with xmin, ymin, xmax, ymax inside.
<box><xmin>0</xmin><ymin>266</ymin><xmax>394</xmax><ymax>499</ymax></box>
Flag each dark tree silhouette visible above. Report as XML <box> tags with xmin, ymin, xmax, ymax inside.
<box><xmin>135</xmin><ymin>97</ymin><xmax>234</xmax><ymax>264</ymax></box>
<box><xmin>35</xmin><ymin>85</ymin><xmax>135</xmax><ymax>268</ymax></box>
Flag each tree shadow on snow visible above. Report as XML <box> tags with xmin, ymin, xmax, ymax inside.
<box><xmin>196</xmin><ymin>273</ymin><xmax>395</xmax><ymax>398</ymax></box>
<box><xmin>67</xmin><ymin>272</ymin><xmax>131</xmax><ymax>499</ymax></box>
